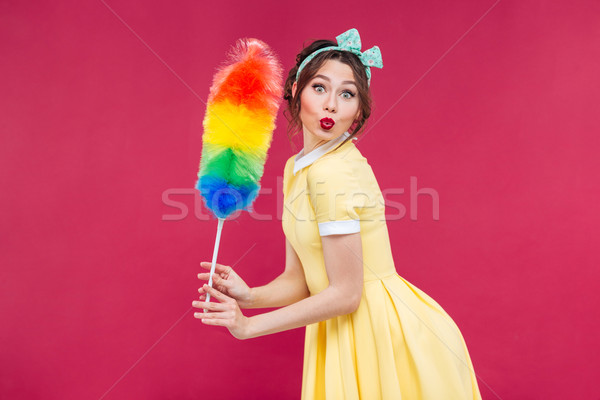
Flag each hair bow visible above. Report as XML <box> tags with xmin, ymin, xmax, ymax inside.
<box><xmin>295</xmin><ymin>28</ymin><xmax>383</xmax><ymax>85</ymax></box>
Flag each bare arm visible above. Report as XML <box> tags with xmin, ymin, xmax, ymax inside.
<box><xmin>195</xmin><ymin>232</ymin><xmax>364</xmax><ymax>339</ymax></box>
<box><xmin>247</xmin><ymin>238</ymin><xmax>310</xmax><ymax>308</ymax></box>
<box><xmin>197</xmin><ymin>238</ymin><xmax>308</xmax><ymax>309</ymax></box>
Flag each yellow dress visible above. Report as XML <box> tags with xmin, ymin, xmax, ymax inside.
<box><xmin>282</xmin><ymin>132</ymin><xmax>482</xmax><ymax>400</ymax></box>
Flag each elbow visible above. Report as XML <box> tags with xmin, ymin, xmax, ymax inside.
<box><xmin>339</xmin><ymin>289</ymin><xmax>362</xmax><ymax>315</ymax></box>
<box><xmin>348</xmin><ymin>293</ymin><xmax>362</xmax><ymax>314</ymax></box>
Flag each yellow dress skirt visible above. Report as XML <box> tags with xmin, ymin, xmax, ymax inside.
<box><xmin>281</xmin><ymin>135</ymin><xmax>482</xmax><ymax>400</ymax></box>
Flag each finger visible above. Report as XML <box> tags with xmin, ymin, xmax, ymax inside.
<box><xmin>203</xmin><ymin>284</ymin><xmax>232</xmax><ymax>303</ymax></box>
<box><xmin>194</xmin><ymin>311</ymin><xmax>221</xmax><ymax>319</ymax></box>
<box><xmin>192</xmin><ymin>300</ymin><xmax>222</xmax><ymax>310</ymax></box>
<box><xmin>198</xmin><ymin>262</ymin><xmax>235</xmax><ymax>280</ymax></box>
<box><xmin>192</xmin><ymin>300</ymin><xmax>228</xmax><ymax>311</ymax></box>
<box><xmin>194</xmin><ymin>313</ymin><xmax>231</xmax><ymax>326</ymax></box>
<box><xmin>197</xmin><ymin>285</ymin><xmax>227</xmax><ymax>296</ymax></box>
<box><xmin>197</xmin><ymin>317</ymin><xmax>230</xmax><ymax>327</ymax></box>
<box><xmin>197</xmin><ymin>273</ymin><xmax>211</xmax><ymax>280</ymax></box>
<box><xmin>197</xmin><ymin>272</ymin><xmax>216</xmax><ymax>283</ymax></box>
<box><xmin>198</xmin><ymin>271</ymin><xmax>230</xmax><ymax>280</ymax></box>
<box><xmin>199</xmin><ymin>262</ymin><xmax>231</xmax><ymax>274</ymax></box>
<box><xmin>207</xmin><ymin>273</ymin><xmax>234</xmax><ymax>289</ymax></box>
<box><xmin>193</xmin><ymin>308</ymin><xmax>233</xmax><ymax>319</ymax></box>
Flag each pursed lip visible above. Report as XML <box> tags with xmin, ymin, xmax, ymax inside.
<box><xmin>320</xmin><ymin>118</ymin><xmax>335</xmax><ymax>130</ymax></box>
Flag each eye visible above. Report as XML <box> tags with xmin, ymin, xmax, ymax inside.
<box><xmin>311</xmin><ymin>83</ymin><xmax>325</xmax><ymax>93</ymax></box>
<box><xmin>341</xmin><ymin>90</ymin><xmax>356</xmax><ymax>99</ymax></box>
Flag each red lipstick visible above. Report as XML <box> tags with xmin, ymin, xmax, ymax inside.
<box><xmin>320</xmin><ymin>118</ymin><xmax>335</xmax><ymax>130</ymax></box>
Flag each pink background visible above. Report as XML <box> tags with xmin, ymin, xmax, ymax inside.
<box><xmin>2</xmin><ymin>1</ymin><xmax>599</xmax><ymax>399</ymax></box>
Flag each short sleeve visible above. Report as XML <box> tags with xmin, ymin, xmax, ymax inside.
<box><xmin>282</xmin><ymin>156</ymin><xmax>293</xmax><ymax>196</ymax></box>
<box><xmin>307</xmin><ymin>157</ymin><xmax>367</xmax><ymax>236</ymax></box>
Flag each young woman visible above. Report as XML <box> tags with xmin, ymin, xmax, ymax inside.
<box><xmin>193</xmin><ymin>28</ymin><xmax>483</xmax><ymax>400</ymax></box>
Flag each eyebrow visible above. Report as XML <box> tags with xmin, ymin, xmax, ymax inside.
<box><xmin>313</xmin><ymin>74</ymin><xmax>357</xmax><ymax>86</ymax></box>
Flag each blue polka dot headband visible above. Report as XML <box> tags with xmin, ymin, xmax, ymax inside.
<box><xmin>295</xmin><ymin>28</ymin><xmax>383</xmax><ymax>86</ymax></box>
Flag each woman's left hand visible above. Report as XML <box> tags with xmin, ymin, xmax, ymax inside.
<box><xmin>193</xmin><ymin>284</ymin><xmax>251</xmax><ymax>340</ymax></box>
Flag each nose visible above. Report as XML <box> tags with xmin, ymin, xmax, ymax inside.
<box><xmin>323</xmin><ymin>93</ymin><xmax>337</xmax><ymax>113</ymax></box>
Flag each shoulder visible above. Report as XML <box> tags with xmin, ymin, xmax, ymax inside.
<box><xmin>308</xmin><ymin>141</ymin><xmax>367</xmax><ymax>181</ymax></box>
<box><xmin>282</xmin><ymin>154</ymin><xmax>299</xmax><ymax>196</ymax></box>
<box><xmin>284</xmin><ymin>154</ymin><xmax>294</xmax><ymax>172</ymax></box>
<box><xmin>283</xmin><ymin>154</ymin><xmax>296</xmax><ymax>178</ymax></box>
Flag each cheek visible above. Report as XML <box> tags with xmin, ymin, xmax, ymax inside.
<box><xmin>299</xmin><ymin>96</ymin><xmax>319</xmax><ymax>121</ymax></box>
<box><xmin>299</xmin><ymin>94</ymin><xmax>317</xmax><ymax>114</ymax></box>
<box><xmin>344</xmin><ymin>103</ymin><xmax>360</xmax><ymax>120</ymax></box>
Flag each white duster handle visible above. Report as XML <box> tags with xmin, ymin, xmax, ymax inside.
<box><xmin>205</xmin><ymin>217</ymin><xmax>225</xmax><ymax>304</ymax></box>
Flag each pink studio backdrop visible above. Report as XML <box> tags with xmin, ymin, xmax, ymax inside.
<box><xmin>1</xmin><ymin>1</ymin><xmax>599</xmax><ymax>399</ymax></box>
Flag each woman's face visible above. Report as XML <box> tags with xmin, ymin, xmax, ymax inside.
<box><xmin>292</xmin><ymin>59</ymin><xmax>361</xmax><ymax>143</ymax></box>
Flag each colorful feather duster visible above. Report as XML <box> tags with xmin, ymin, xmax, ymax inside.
<box><xmin>196</xmin><ymin>38</ymin><xmax>283</xmax><ymax>301</ymax></box>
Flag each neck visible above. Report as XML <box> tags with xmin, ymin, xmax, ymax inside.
<box><xmin>301</xmin><ymin>131</ymin><xmax>346</xmax><ymax>157</ymax></box>
<box><xmin>302</xmin><ymin>136</ymin><xmax>327</xmax><ymax>156</ymax></box>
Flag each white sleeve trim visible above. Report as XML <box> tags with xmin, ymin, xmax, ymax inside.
<box><xmin>318</xmin><ymin>219</ymin><xmax>361</xmax><ymax>236</ymax></box>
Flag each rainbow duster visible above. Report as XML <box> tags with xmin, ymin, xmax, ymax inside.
<box><xmin>196</xmin><ymin>38</ymin><xmax>283</xmax><ymax>301</ymax></box>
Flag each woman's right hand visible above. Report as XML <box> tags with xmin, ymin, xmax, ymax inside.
<box><xmin>197</xmin><ymin>262</ymin><xmax>253</xmax><ymax>308</ymax></box>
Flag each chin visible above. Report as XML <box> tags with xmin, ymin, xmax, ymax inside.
<box><xmin>305</xmin><ymin>124</ymin><xmax>347</xmax><ymax>142</ymax></box>
<box><xmin>320</xmin><ymin>127</ymin><xmax>344</xmax><ymax>137</ymax></box>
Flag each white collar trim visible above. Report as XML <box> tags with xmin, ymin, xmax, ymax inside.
<box><xmin>293</xmin><ymin>131</ymin><xmax>353</xmax><ymax>176</ymax></box>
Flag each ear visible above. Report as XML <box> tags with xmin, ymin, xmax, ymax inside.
<box><xmin>291</xmin><ymin>81</ymin><xmax>297</xmax><ymax>98</ymax></box>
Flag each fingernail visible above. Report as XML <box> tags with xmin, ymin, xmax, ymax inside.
<box><xmin>192</xmin><ymin>301</ymin><xmax>199</xmax><ymax>306</ymax></box>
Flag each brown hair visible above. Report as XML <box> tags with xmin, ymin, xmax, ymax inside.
<box><xmin>283</xmin><ymin>39</ymin><xmax>373</xmax><ymax>152</ymax></box>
